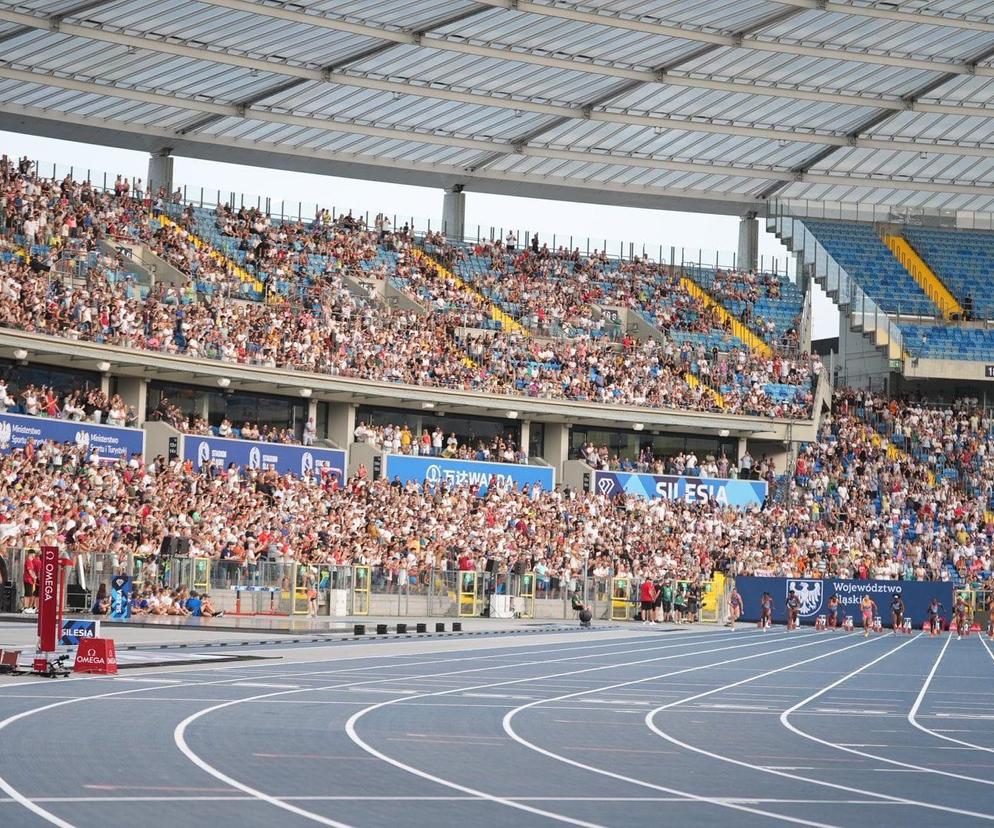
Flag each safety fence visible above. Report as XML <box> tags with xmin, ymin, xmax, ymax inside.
<box><xmin>0</xmin><ymin>547</ymin><xmax>739</xmax><ymax>622</ymax></box>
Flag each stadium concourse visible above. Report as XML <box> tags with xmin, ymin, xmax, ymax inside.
<box><xmin>3</xmin><ymin>624</ymin><xmax>994</xmax><ymax>828</ymax></box>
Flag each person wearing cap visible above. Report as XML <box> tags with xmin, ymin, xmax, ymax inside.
<box><xmin>890</xmin><ymin>590</ymin><xmax>905</xmax><ymax>634</ymax></box>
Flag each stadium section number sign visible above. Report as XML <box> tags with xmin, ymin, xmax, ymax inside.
<box><xmin>592</xmin><ymin>470</ymin><xmax>767</xmax><ymax>508</ymax></box>
<box><xmin>184</xmin><ymin>434</ymin><xmax>346</xmax><ymax>480</ymax></box>
<box><xmin>735</xmin><ymin>576</ymin><xmax>953</xmax><ymax>627</ymax></box>
<box><xmin>382</xmin><ymin>454</ymin><xmax>554</xmax><ymax>496</ymax></box>
<box><xmin>986</xmin><ymin>365</ymin><xmax>994</xmax><ymax>378</ymax></box>
<box><xmin>0</xmin><ymin>412</ymin><xmax>145</xmax><ymax>461</ymax></box>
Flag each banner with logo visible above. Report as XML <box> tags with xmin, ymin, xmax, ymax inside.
<box><xmin>60</xmin><ymin>619</ymin><xmax>101</xmax><ymax>645</ymax></box>
<box><xmin>382</xmin><ymin>454</ymin><xmax>554</xmax><ymax>496</ymax></box>
<box><xmin>110</xmin><ymin>574</ymin><xmax>132</xmax><ymax>620</ymax></box>
<box><xmin>734</xmin><ymin>576</ymin><xmax>954</xmax><ymax>627</ymax></box>
<box><xmin>37</xmin><ymin>545</ymin><xmax>60</xmax><ymax>652</ymax></box>
<box><xmin>184</xmin><ymin>435</ymin><xmax>345</xmax><ymax>480</ymax></box>
<box><xmin>0</xmin><ymin>412</ymin><xmax>144</xmax><ymax>461</ymax></box>
<box><xmin>592</xmin><ymin>470</ymin><xmax>767</xmax><ymax>509</ymax></box>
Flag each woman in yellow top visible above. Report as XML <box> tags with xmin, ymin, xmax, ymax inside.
<box><xmin>860</xmin><ymin>595</ymin><xmax>878</xmax><ymax>638</ymax></box>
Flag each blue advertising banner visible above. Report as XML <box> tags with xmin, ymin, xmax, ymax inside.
<box><xmin>592</xmin><ymin>470</ymin><xmax>767</xmax><ymax>509</ymax></box>
<box><xmin>60</xmin><ymin>619</ymin><xmax>101</xmax><ymax>645</ymax></box>
<box><xmin>110</xmin><ymin>574</ymin><xmax>132</xmax><ymax>621</ymax></box>
<box><xmin>0</xmin><ymin>412</ymin><xmax>145</xmax><ymax>461</ymax></box>
<box><xmin>734</xmin><ymin>576</ymin><xmax>954</xmax><ymax>628</ymax></box>
<box><xmin>382</xmin><ymin>454</ymin><xmax>554</xmax><ymax>496</ymax></box>
<box><xmin>184</xmin><ymin>435</ymin><xmax>346</xmax><ymax>481</ymax></box>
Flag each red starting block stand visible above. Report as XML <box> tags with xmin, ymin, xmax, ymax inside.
<box><xmin>814</xmin><ymin>615</ymin><xmax>827</xmax><ymax>631</ymax></box>
<box><xmin>73</xmin><ymin>638</ymin><xmax>117</xmax><ymax>675</ymax></box>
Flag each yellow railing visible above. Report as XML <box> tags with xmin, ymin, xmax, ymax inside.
<box><xmin>412</xmin><ymin>247</ymin><xmax>527</xmax><ymax>336</ymax></box>
<box><xmin>881</xmin><ymin>233</ymin><xmax>963</xmax><ymax>321</ymax></box>
<box><xmin>157</xmin><ymin>214</ymin><xmax>267</xmax><ymax>299</ymax></box>
<box><xmin>685</xmin><ymin>372</ymin><xmax>725</xmax><ymax>409</ymax></box>
<box><xmin>679</xmin><ymin>276</ymin><xmax>772</xmax><ymax>357</ymax></box>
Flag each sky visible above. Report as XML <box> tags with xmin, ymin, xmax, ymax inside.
<box><xmin>2</xmin><ymin>129</ymin><xmax>839</xmax><ymax>339</ymax></box>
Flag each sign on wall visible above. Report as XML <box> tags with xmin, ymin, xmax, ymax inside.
<box><xmin>382</xmin><ymin>454</ymin><xmax>554</xmax><ymax>496</ymax></box>
<box><xmin>592</xmin><ymin>470</ymin><xmax>767</xmax><ymax>509</ymax></box>
<box><xmin>183</xmin><ymin>434</ymin><xmax>345</xmax><ymax>480</ymax></box>
<box><xmin>0</xmin><ymin>412</ymin><xmax>145</xmax><ymax>461</ymax></box>
<box><xmin>734</xmin><ymin>576</ymin><xmax>954</xmax><ymax>627</ymax></box>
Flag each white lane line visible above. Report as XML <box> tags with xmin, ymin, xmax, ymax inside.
<box><xmin>1</xmin><ymin>632</ymin><xmax>738</xmax><ymax>828</ymax></box>
<box><xmin>232</xmin><ymin>683</ymin><xmax>301</xmax><ymax>690</ymax></box>
<box><xmin>645</xmin><ymin>635</ymin><xmax>994</xmax><ymax>822</ymax></box>
<box><xmin>907</xmin><ymin>635</ymin><xmax>994</xmax><ymax>757</ymax></box>
<box><xmin>0</xmin><ymin>795</ymin><xmax>934</xmax><ymax>805</ymax></box>
<box><xmin>344</xmin><ymin>634</ymin><xmax>823</xmax><ymax>828</ymax></box>
<box><xmin>777</xmin><ymin>635</ymin><xmax>994</xmax><ymax>820</ymax></box>
<box><xmin>501</xmin><ymin>634</ymin><xmax>866</xmax><ymax>828</ymax></box>
<box><xmin>111</xmin><ymin>677</ymin><xmax>185</xmax><ymax>684</ymax></box>
<box><xmin>180</xmin><ymin>631</ymin><xmax>776</xmax><ymax>828</ymax></box>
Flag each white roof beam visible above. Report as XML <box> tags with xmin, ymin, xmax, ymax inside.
<box><xmin>3</xmin><ymin>8</ymin><xmax>994</xmax><ymax>121</ymax></box>
<box><xmin>2</xmin><ymin>67</ymin><xmax>993</xmax><ymax>195</ymax></box>
<box><xmin>2</xmin><ymin>9</ymin><xmax>994</xmax><ymax>155</ymax></box>
<box><xmin>191</xmin><ymin>0</ymin><xmax>994</xmax><ymax>78</ymax></box>
<box><xmin>768</xmin><ymin>0</ymin><xmax>994</xmax><ymax>34</ymax></box>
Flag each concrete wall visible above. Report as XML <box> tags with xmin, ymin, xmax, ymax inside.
<box><xmin>839</xmin><ymin>315</ymin><xmax>890</xmax><ymax>391</ymax></box>
<box><xmin>142</xmin><ymin>420</ymin><xmax>181</xmax><ymax>462</ymax></box>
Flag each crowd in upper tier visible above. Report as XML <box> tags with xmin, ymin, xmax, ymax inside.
<box><xmin>2</xmin><ymin>388</ymin><xmax>992</xmax><ymax>590</ymax></box>
<box><xmin>0</xmin><ymin>156</ymin><xmax>817</xmax><ymax>420</ymax></box>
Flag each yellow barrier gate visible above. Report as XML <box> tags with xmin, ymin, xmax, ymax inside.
<box><xmin>459</xmin><ymin>571</ymin><xmax>480</xmax><ymax>617</ymax></box>
<box><xmin>352</xmin><ymin>565</ymin><xmax>370</xmax><ymax>616</ymax></box>
<box><xmin>700</xmin><ymin>573</ymin><xmax>725</xmax><ymax>623</ymax></box>
<box><xmin>290</xmin><ymin>564</ymin><xmax>315</xmax><ymax>615</ymax></box>
<box><xmin>611</xmin><ymin>576</ymin><xmax>631</xmax><ymax>621</ymax></box>
<box><xmin>192</xmin><ymin>557</ymin><xmax>210</xmax><ymax>594</ymax></box>
<box><xmin>516</xmin><ymin>572</ymin><xmax>535</xmax><ymax>619</ymax></box>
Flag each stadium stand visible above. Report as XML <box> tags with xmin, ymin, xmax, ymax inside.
<box><xmin>799</xmin><ymin>219</ymin><xmax>939</xmax><ymax>317</ymax></box>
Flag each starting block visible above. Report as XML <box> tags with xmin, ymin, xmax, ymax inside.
<box><xmin>872</xmin><ymin>616</ymin><xmax>883</xmax><ymax>633</ymax></box>
<box><xmin>815</xmin><ymin>614</ymin><xmax>827</xmax><ymax>631</ymax></box>
<box><xmin>0</xmin><ymin>649</ymin><xmax>20</xmax><ymax>675</ymax></box>
<box><xmin>842</xmin><ymin>615</ymin><xmax>854</xmax><ymax>631</ymax></box>
<box><xmin>902</xmin><ymin>617</ymin><xmax>913</xmax><ymax>634</ymax></box>
<box><xmin>73</xmin><ymin>638</ymin><xmax>117</xmax><ymax>675</ymax></box>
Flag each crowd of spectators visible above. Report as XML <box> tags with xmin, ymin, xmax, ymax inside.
<box><xmin>0</xmin><ymin>381</ymin><xmax>136</xmax><ymax>427</ymax></box>
<box><xmin>2</xmin><ymin>388</ymin><xmax>993</xmax><ymax>605</ymax></box>
<box><xmin>352</xmin><ymin>421</ymin><xmax>526</xmax><ymax>464</ymax></box>
<box><xmin>0</xmin><ymin>157</ymin><xmax>817</xmax><ymax>420</ymax></box>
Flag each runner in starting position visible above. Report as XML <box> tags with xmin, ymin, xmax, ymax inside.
<box><xmin>785</xmin><ymin>589</ymin><xmax>800</xmax><ymax>631</ymax></box>
<box><xmin>890</xmin><ymin>590</ymin><xmax>905</xmax><ymax>634</ymax></box>
<box><xmin>760</xmin><ymin>592</ymin><xmax>773</xmax><ymax>630</ymax></box>
<box><xmin>826</xmin><ymin>594</ymin><xmax>840</xmax><ymax>629</ymax></box>
<box><xmin>860</xmin><ymin>595</ymin><xmax>878</xmax><ymax>637</ymax></box>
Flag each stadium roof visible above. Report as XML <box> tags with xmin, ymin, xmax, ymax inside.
<box><xmin>1</xmin><ymin>0</ymin><xmax>993</xmax><ymax>215</ymax></box>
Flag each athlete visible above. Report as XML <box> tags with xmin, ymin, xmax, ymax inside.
<box><xmin>728</xmin><ymin>588</ymin><xmax>743</xmax><ymax>629</ymax></box>
<box><xmin>954</xmin><ymin>595</ymin><xmax>970</xmax><ymax>640</ymax></box>
<box><xmin>988</xmin><ymin>595</ymin><xmax>994</xmax><ymax>639</ymax></box>
<box><xmin>890</xmin><ymin>590</ymin><xmax>906</xmax><ymax>634</ymax></box>
<box><xmin>785</xmin><ymin>589</ymin><xmax>801</xmax><ymax>631</ymax></box>
<box><xmin>826</xmin><ymin>594</ymin><xmax>840</xmax><ymax>629</ymax></box>
<box><xmin>760</xmin><ymin>592</ymin><xmax>774</xmax><ymax>631</ymax></box>
<box><xmin>860</xmin><ymin>595</ymin><xmax>878</xmax><ymax>637</ymax></box>
<box><xmin>927</xmin><ymin>597</ymin><xmax>944</xmax><ymax>635</ymax></box>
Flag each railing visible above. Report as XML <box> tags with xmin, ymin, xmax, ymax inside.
<box><xmin>769</xmin><ymin>208</ymin><xmax>908</xmax><ymax>362</ymax></box>
<box><xmin>30</xmin><ymin>158</ymin><xmax>797</xmax><ymax>273</ymax></box>
<box><xmin>770</xmin><ymin>196</ymin><xmax>994</xmax><ymax>232</ymax></box>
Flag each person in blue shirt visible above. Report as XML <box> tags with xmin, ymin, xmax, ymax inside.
<box><xmin>185</xmin><ymin>591</ymin><xmax>203</xmax><ymax>617</ymax></box>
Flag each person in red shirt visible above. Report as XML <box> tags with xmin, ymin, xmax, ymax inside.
<box><xmin>639</xmin><ymin>578</ymin><xmax>658</xmax><ymax>625</ymax></box>
<box><xmin>22</xmin><ymin>549</ymin><xmax>41</xmax><ymax>614</ymax></box>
